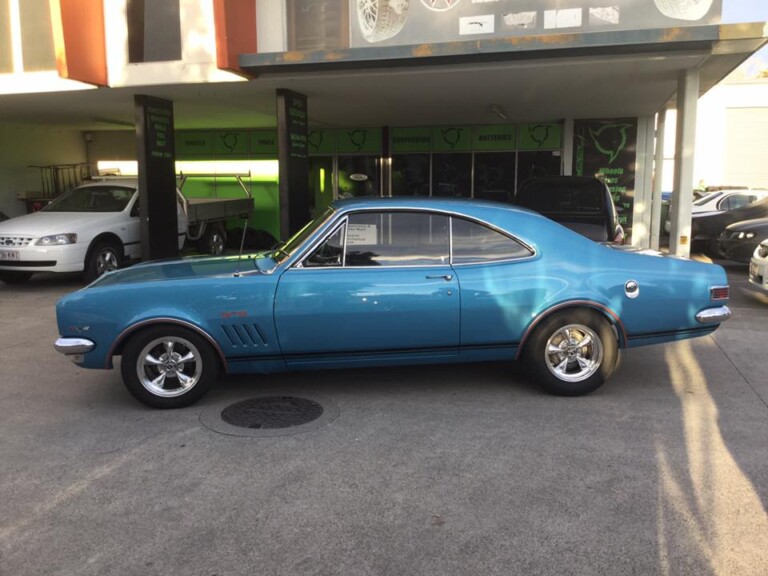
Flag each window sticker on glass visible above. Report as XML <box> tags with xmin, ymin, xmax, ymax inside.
<box><xmin>347</xmin><ymin>224</ymin><xmax>377</xmax><ymax>245</ymax></box>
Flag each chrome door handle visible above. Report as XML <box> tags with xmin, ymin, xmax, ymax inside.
<box><xmin>426</xmin><ymin>274</ymin><xmax>453</xmax><ymax>281</ymax></box>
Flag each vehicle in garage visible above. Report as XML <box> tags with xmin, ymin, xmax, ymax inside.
<box><xmin>716</xmin><ymin>217</ymin><xmax>768</xmax><ymax>262</ymax></box>
<box><xmin>0</xmin><ymin>178</ymin><xmax>253</xmax><ymax>284</ymax></box>
<box><xmin>54</xmin><ymin>197</ymin><xmax>731</xmax><ymax>408</ymax></box>
<box><xmin>690</xmin><ymin>195</ymin><xmax>768</xmax><ymax>255</ymax></box>
<box><xmin>515</xmin><ymin>176</ymin><xmax>624</xmax><ymax>243</ymax></box>
<box><xmin>749</xmin><ymin>238</ymin><xmax>768</xmax><ymax>293</ymax></box>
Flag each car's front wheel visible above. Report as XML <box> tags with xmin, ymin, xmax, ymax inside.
<box><xmin>84</xmin><ymin>240</ymin><xmax>122</xmax><ymax>283</ymax></box>
<box><xmin>524</xmin><ymin>309</ymin><xmax>618</xmax><ymax>396</ymax></box>
<box><xmin>120</xmin><ymin>325</ymin><xmax>219</xmax><ymax>408</ymax></box>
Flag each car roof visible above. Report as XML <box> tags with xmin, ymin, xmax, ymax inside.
<box><xmin>330</xmin><ymin>196</ymin><xmax>530</xmax><ymax>214</ymax></box>
<box><xmin>77</xmin><ymin>178</ymin><xmax>138</xmax><ymax>188</ymax></box>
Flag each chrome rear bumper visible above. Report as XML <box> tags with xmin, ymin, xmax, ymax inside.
<box><xmin>696</xmin><ymin>306</ymin><xmax>732</xmax><ymax>324</ymax></box>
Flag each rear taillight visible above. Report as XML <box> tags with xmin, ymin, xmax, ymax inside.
<box><xmin>613</xmin><ymin>226</ymin><xmax>625</xmax><ymax>244</ymax></box>
<box><xmin>711</xmin><ymin>286</ymin><xmax>729</xmax><ymax>301</ymax></box>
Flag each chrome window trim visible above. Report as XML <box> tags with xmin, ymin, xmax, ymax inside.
<box><xmin>289</xmin><ymin>205</ymin><xmax>538</xmax><ymax>271</ymax></box>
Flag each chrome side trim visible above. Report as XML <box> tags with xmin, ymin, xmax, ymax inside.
<box><xmin>696</xmin><ymin>306</ymin><xmax>732</xmax><ymax>324</ymax></box>
<box><xmin>54</xmin><ymin>338</ymin><xmax>95</xmax><ymax>355</ymax></box>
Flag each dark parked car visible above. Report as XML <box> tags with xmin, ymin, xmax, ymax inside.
<box><xmin>516</xmin><ymin>176</ymin><xmax>624</xmax><ymax>243</ymax></box>
<box><xmin>692</xmin><ymin>195</ymin><xmax>768</xmax><ymax>254</ymax></box>
<box><xmin>716</xmin><ymin>217</ymin><xmax>768</xmax><ymax>262</ymax></box>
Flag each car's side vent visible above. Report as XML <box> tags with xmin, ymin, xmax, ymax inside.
<box><xmin>710</xmin><ymin>286</ymin><xmax>730</xmax><ymax>301</ymax></box>
<box><xmin>221</xmin><ymin>323</ymin><xmax>269</xmax><ymax>348</ymax></box>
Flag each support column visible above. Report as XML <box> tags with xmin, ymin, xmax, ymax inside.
<box><xmin>631</xmin><ymin>115</ymin><xmax>655</xmax><ymax>248</ymax></box>
<box><xmin>669</xmin><ymin>69</ymin><xmax>699</xmax><ymax>258</ymax></box>
<box><xmin>650</xmin><ymin>110</ymin><xmax>667</xmax><ymax>251</ymax></box>
<box><xmin>276</xmin><ymin>89</ymin><xmax>309</xmax><ymax>240</ymax></box>
<box><xmin>135</xmin><ymin>95</ymin><xmax>178</xmax><ymax>261</ymax></box>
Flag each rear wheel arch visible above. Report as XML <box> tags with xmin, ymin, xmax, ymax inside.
<box><xmin>517</xmin><ymin>302</ymin><xmax>625</xmax><ymax>359</ymax></box>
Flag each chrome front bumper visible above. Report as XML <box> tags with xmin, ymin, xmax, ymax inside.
<box><xmin>696</xmin><ymin>306</ymin><xmax>732</xmax><ymax>324</ymax></box>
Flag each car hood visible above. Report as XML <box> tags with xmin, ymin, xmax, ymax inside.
<box><xmin>90</xmin><ymin>253</ymin><xmax>273</xmax><ymax>287</ymax></box>
<box><xmin>0</xmin><ymin>211</ymin><xmax>113</xmax><ymax>236</ymax></box>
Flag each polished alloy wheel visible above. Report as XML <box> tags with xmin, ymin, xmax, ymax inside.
<box><xmin>136</xmin><ymin>337</ymin><xmax>203</xmax><ymax>398</ymax></box>
<box><xmin>96</xmin><ymin>248</ymin><xmax>119</xmax><ymax>276</ymax></box>
<box><xmin>209</xmin><ymin>232</ymin><xmax>225</xmax><ymax>256</ymax></box>
<box><xmin>544</xmin><ymin>324</ymin><xmax>604</xmax><ymax>382</ymax></box>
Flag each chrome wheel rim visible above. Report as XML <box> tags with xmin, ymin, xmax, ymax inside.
<box><xmin>544</xmin><ymin>324</ymin><xmax>603</xmax><ymax>382</ymax></box>
<box><xmin>96</xmin><ymin>248</ymin><xmax>119</xmax><ymax>276</ymax></box>
<box><xmin>136</xmin><ymin>337</ymin><xmax>203</xmax><ymax>398</ymax></box>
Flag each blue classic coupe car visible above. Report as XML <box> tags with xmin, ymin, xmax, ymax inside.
<box><xmin>55</xmin><ymin>197</ymin><xmax>731</xmax><ymax>408</ymax></box>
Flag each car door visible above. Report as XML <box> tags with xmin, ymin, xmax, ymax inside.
<box><xmin>274</xmin><ymin>210</ymin><xmax>459</xmax><ymax>366</ymax></box>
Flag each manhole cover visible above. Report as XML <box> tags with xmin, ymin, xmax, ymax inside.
<box><xmin>220</xmin><ymin>396</ymin><xmax>324</xmax><ymax>430</ymax></box>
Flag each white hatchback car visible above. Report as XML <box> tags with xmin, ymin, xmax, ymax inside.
<box><xmin>749</xmin><ymin>239</ymin><xmax>768</xmax><ymax>293</ymax></box>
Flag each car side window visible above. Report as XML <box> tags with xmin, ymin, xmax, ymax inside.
<box><xmin>344</xmin><ymin>212</ymin><xmax>449</xmax><ymax>267</ymax></box>
<box><xmin>304</xmin><ymin>224</ymin><xmax>345</xmax><ymax>268</ymax></box>
<box><xmin>451</xmin><ymin>217</ymin><xmax>532</xmax><ymax>264</ymax></box>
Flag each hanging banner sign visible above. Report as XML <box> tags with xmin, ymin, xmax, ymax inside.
<box><xmin>473</xmin><ymin>125</ymin><xmax>517</xmax><ymax>151</ymax></box>
<box><xmin>308</xmin><ymin>129</ymin><xmax>337</xmax><ymax>155</ymax></box>
<box><xmin>337</xmin><ymin>127</ymin><xmax>382</xmax><ymax>154</ymax></box>
<box><xmin>251</xmin><ymin>130</ymin><xmax>278</xmax><ymax>155</ymax></box>
<box><xmin>391</xmin><ymin>127</ymin><xmax>432</xmax><ymax>153</ymax></box>
<box><xmin>518</xmin><ymin>123</ymin><xmax>563</xmax><ymax>150</ymax></box>
<box><xmin>431</xmin><ymin>126</ymin><xmax>472</xmax><ymax>152</ymax></box>
<box><xmin>573</xmin><ymin>117</ymin><xmax>638</xmax><ymax>229</ymax></box>
<box><xmin>176</xmin><ymin>132</ymin><xmax>214</xmax><ymax>157</ymax></box>
<box><xmin>214</xmin><ymin>131</ymin><xmax>250</xmax><ymax>156</ymax></box>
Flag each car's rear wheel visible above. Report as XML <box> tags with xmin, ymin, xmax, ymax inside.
<box><xmin>84</xmin><ymin>240</ymin><xmax>122</xmax><ymax>283</ymax></box>
<box><xmin>0</xmin><ymin>271</ymin><xmax>33</xmax><ymax>284</ymax></box>
<box><xmin>524</xmin><ymin>309</ymin><xmax>618</xmax><ymax>396</ymax></box>
<box><xmin>120</xmin><ymin>325</ymin><xmax>219</xmax><ymax>409</ymax></box>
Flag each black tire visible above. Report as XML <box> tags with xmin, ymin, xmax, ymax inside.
<box><xmin>523</xmin><ymin>309</ymin><xmax>618</xmax><ymax>396</ymax></box>
<box><xmin>120</xmin><ymin>325</ymin><xmax>219</xmax><ymax>409</ymax></box>
<box><xmin>0</xmin><ymin>271</ymin><xmax>33</xmax><ymax>284</ymax></box>
<box><xmin>84</xmin><ymin>240</ymin><xmax>122</xmax><ymax>283</ymax></box>
<box><xmin>199</xmin><ymin>226</ymin><xmax>227</xmax><ymax>256</ymax></box>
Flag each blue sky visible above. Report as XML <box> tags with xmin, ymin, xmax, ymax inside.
<box><xmin>722</xmin><ymin>0</ymin><xmax>768</xmax><ymax>23</ymax></box>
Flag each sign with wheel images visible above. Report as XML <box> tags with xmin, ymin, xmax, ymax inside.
<box><xmin>347</xmin><ymin>0</ymin><xmax>721</xmax><ymax>48</ymax></box>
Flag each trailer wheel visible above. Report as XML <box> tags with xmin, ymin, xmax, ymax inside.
<box><xmin>199</xmin><ymin>225</ymin><xmax>227</xmax><ymax>256</ymax></box>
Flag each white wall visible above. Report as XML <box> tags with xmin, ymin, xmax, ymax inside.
<box><xmin>0</xmin><ymin>127</ymin><xmax>87</xmax><ymax>218</ymax></box>
<box><xmin>662</xmin><ymin>80</ymin><xmax>768</xmax><ymax>191</ymax></box>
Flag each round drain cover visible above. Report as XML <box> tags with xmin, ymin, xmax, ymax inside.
<box><xmin>220</xmin><ymin>396</ymin><xmax>323</xmax><ymax>430</ymax></box>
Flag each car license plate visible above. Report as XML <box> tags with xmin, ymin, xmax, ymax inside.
<box><xmin>0</xmin><ymin>250</ymin><xmax>20</xmax><ymax>261</ymax></box>
<box><xmin>750</xmin><ymin>263</ymin><xmax>758</xmax><ymax>279</ymax></box>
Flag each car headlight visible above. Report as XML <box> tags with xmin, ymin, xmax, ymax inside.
<box><xmin>35</xmin><ymin>233</ymin><xmax>77</xmax><ymax>246</ymax></box>
<box><xmin>757</xmin><ymin>243</ymin><xmax>768</xmax><ymax>259</ymax></box>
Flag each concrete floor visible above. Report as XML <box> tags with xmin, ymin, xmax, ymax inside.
<box><xmin>1</xmin><ymin>263</ymin><xmax>767</xmax><ymax>576</ymax></box>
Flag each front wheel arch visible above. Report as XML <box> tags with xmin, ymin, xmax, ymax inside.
<box><xmin>109</xmin><ymin>319</ymin><xmax>227</xmax><ymax>371</ymax></box>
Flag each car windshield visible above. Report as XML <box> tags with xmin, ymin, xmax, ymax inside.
<box><xmin>44</xmin><ymin>186</ymin><xmax>135</xmax><ymax>213</ymax></box>
<box><xmin>271</xmin><ymin>206</ymin><xmax>336</xmax><ymax>263</ymax></box>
